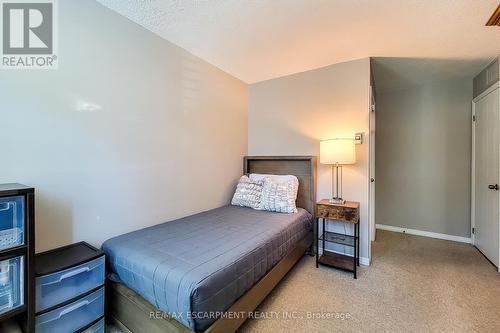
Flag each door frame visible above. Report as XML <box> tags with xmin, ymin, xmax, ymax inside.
<box><xmin>369</xmin><ymin>85</ymin><xmax>376</xmax><ymax>244</ymax></box>
<box><xmin>471</xmin><ymin>80</ymin><xmax>500</xmax><ymax>271</ymax></box>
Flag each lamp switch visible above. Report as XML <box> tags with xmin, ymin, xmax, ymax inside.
<box><xmin>355</xmin><ymin>133</ymin><xmax>363</xmax><ymax>144</ymax></box>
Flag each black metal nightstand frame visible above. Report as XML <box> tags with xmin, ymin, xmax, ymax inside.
<box><xmin>316</xmin><ymin>216</ymin><xmax>360</xmax><ymax>278</ymax></box>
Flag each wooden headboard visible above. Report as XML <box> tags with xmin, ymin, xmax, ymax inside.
<box><xmin>243</xmin><ymin>156</ymin><xmax>317</xmax><ymax>216</ymax></box>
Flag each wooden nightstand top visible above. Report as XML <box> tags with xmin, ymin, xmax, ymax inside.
<box><xmin>317</xmin><ymin>199</ymin><xmax>360</xmax><ymax>209</ymax></box>
<box><xmin>316</xmin><ymin>199</ymin><xmax>360</xmax><ymax>224</ymax></box>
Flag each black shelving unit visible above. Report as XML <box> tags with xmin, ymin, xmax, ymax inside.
<box><xmin>0</xmin><ymin>183</ymin><xmax>35</xmax><ymax>332</ymax></box>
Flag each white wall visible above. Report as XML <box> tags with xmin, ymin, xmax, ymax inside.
<box><xmin>249</xmin><ymin>58</ymin><xmax>371</xmax><ymax>261</ymax></box>
<box><xmin>376</xmin><ymin>79</ymin><xmax>472</xmax><ymax>238</ymax></box>
<box><xmin>0</xmin><ymin>0</ymin><xmax>248</xmax><ymax>252</ymax></box>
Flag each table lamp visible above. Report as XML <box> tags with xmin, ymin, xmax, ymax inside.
<box><xmin>320</xmin><ymin>138</ymin><xmax>356</xmax><ymax>204</ymax></box>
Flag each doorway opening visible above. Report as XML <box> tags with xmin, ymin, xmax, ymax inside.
<box><xmin>369</xmin><ymin>57</ymin><xmax>486</xmax><ymax>260</ymax></box>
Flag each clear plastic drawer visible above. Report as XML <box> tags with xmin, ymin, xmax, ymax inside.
<box><xmin>0</xmin><ymin>256</ymin><xmax>24</xmax><ymax>315</ymax></box>
<box><xmin>0</xmin><ymin>196</ymin><xmax>25</xmax><ymax>250</ymax></box>
<box><xmin>35</xmin><ymin>287</ymin><xmax>104</xmax><ymax>333</ymax></box>
<box><xmin>82</xmin><ymin>317</ymin><xmax>105</xmax><ymax>333</ymax></box>
<box><xmin>36</xmin><ymin>256</ymin><xmax>105</xmax><ymax>312</ymax></box>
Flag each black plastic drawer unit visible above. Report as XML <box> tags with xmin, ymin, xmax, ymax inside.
<box><xmin>35</xmin><ymin>242</ymin><xmax>105</xmax><ymax>333</ymax></box>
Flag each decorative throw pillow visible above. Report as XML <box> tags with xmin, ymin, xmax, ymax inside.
<box><xmin>259</xmin><ymin>176</ymin><xmax>299</xmax><ymax>213</ymax></box>
<box><xmin>231</xmin><ymin>176</ymin><xmax>264</xmax><ymax>209</ymax></box>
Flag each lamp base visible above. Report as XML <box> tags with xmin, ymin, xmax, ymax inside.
<box><xmin>328</xmin><ymin>197</ymin><xmax>345</xmax><ymax>205</ymax></box>
<box><xmin>330</xmin><ymin>164</ymin><xmax>345</xmax><ymax>205</ymax></box>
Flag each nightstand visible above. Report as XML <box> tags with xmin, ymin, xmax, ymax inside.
<box><xmin>315</xmin><ymin>199</ymin><xmax>360</xmax><ymax>278</ymax></box>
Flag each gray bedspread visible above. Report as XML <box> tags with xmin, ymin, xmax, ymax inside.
<box><xmin>101</xmin><ymin>205</ymin><xmax>312</xmax><ymax>331</ymax></box>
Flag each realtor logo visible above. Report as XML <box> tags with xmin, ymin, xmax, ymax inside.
<box><xmin>1</xmin><ymin>0</ymin><xmax>58</xmax><ymax>69</ymax></box>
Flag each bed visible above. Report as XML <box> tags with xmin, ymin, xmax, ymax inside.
<box><xmin>103</xmin><ymin>156</ymin><xmax>317</xmax><ymax>333</ymax></box>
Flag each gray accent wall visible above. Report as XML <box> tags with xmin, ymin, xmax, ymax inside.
<box><xmin>0</xmin><ymin>0</ymin><xmax>248</xmax><ymax>252</ymax></box>
<box><xmin>375</xmin><ymin>80</ymin><xmax>472</xmax><ymax>238</ymax></box>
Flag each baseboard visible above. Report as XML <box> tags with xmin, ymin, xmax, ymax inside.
<box><xmin>318</xmin><ymin>247</ymin><xmax>370</xmax><ymax>266</ymax></box>
<box><xmin>376</xmin><ymin>224</ymin><xmax>471</xmax><ymax>244</ymax></box>
<box><xmin>359</xmin><ymin>256</ymin><xmax>370</xmax><ymax>266</ymax></box>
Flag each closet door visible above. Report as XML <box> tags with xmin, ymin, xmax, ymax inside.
<box><xmin>474</xmin><ymin>87</ymin><xmax>499</xmax><ymax>268</ymax></box>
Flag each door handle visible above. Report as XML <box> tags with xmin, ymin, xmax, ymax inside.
<box><xmin>488</xmin><ymin>184</ymin><xmax>499</xmax><ymax>190</ymax></box>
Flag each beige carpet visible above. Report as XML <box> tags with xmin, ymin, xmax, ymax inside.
<box><xmin>237</xmin><ymin>230</ymin><xmax>500</xmax><ymax>333</ymax></box>
<box><xmin>108</xmin><ymin>230</ymin><xmax>500</xmax><ymax>333</ymax></box>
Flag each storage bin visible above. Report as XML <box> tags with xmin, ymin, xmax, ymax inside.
<box><xmin>0</xmin><ymin>256</ymin><xmax>24</xmax><ymax>315</ymax></box>
<box><xmin>81</xmin><ymin>317</ymin><xmax>105</xmax><ymax>333</ymax></box>
<box><xmin>35</xmin><ymin>256</ymin><xmax>105</xmax><ymax>312</ymax></box>
<box><xmin>35</xmin><ymin>287</ymin><xmax>104</xmax><ymax>333</ymax></box>
<box><xmin>0</xmin><ymin>196</ymin><xmax>25</xmax><ymax>250</ymax></box>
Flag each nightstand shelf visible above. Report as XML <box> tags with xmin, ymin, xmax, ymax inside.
<box><xmin>315</xmin><ymin>199</ymin><xmax>360</xmax><ymax>279</ymax></box>
<box><xmin>318</xmin><ymin>251</ymin><xmax>355</xmax><ymax>272</ymax></box>
<box><xmin>319</xmin><ymin>231</ymin><xmax>356</xmax><ymax>247</ymax></box>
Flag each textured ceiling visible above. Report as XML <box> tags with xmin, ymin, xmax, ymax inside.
<box><xmin>97</xmin><ymin>0</ymin><xmax>500</xmax><ymax>83</ymax></box>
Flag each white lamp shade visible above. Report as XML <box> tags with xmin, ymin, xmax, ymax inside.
<box><xmin>320</xmin><ymin>138</ymin><xmax>356</xmax><ymax>165</ymax></box>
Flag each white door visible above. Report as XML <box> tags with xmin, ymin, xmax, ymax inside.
<box><xmin>369</xmin><ymin>86</ymin><xmax>376</xmax><ymax>242</ymax></box>
<box><xmin>474</xmin><ymin>87</ymin><xmax>500</xmax><ymax>268</ymax></box>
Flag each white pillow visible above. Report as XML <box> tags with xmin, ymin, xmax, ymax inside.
<box><xmin>257</xmin><ymin>175</ymin><xmax>299</xmax><ymax>213</ymax></box>
<box><xmin>231</xmin><ymin>176</ymin><xmax>264</xmax><ymax>209</ymax></box>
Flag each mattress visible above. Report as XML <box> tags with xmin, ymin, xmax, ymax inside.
<box><xmin>102</xmin><ymin>205</ymin><xmax>312</xmax><ymax>332</ymax></box>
